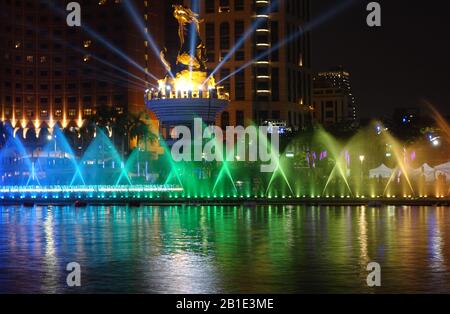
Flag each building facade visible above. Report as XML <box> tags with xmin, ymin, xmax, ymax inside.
<box><xmin>174</xmin><ymin>0</ymin><xmax>313</xmax><ymax>129</ymax></box>
<box><xmin>0</xmin><ymin>0</ymin><xmax>159</xmax><ymax>131</ymax></box>
<box><xmin>312</xmin><ymin>66</ymin><xmax>358</xmax><ymax>126</ymax></box>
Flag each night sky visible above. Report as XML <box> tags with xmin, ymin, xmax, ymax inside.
<box><xmin>312</xmin><ymin>0</ymin><xmax>450</xmax><ymax>119</ymax></box>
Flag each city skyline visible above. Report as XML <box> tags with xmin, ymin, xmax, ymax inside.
<box><xmin>313</xmin><ymin>0</ymin><xmax>450</xmax><ymax>119</ymax></box>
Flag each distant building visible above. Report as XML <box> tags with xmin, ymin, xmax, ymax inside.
<box><xmin>312</xmin><ymin>66</ymin><xmax>357</xmax><ymax>126</ymax></box>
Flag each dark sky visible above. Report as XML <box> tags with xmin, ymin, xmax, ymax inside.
<box><xmin>312</xmin><ymin>0</ymin><xmax>450</xmax><ymax>119</ymax></box>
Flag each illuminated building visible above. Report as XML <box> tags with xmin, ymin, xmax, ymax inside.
<box><xmin>312</xmin><ymin>66</ymin><xmax>358</xmax><ymax>125</ymax></box>
<box><xmin>172</xmin><ymin>0</ymin><xmax>313</xmax><ymax>129</ymax></box>
<box><xmin>0</xmin><ymin>0</ymin><xmax>159</xmax><ymax>133</ymax></box>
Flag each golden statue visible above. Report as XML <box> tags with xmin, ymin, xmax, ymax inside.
<box><xmin>173</xmin><ymin>5</ymin><xmax>201</xmax><ymax>50</ymax></box>
<box><xmin>171</xmin><ymin>4</ymin><xmax>207</xmax><ymax>72</ymax></box>
<box><xmin>157</xmin><ymin>5</ymin><xmax>224</xmax><ymax>97</ymax></box>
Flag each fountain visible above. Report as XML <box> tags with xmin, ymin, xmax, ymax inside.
<box><xmin>0</xmin><ymin>116</ymin><xmax>449</xmax><ymax>204</ymax></box>
<box><xmin>0</xmin><ymin>4</ymin><xmax>448</xmax><ymax>205</ymax></box>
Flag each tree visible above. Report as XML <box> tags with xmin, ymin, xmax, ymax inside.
<box><xmin>127</xmin><ymin>112</ymin><xmax>157</xmax><ymax>152</ymax></box>
<box><xmin>77</xmin><ymin>106</ymin><xmax>157</xmax><ymax>156</ymax></box>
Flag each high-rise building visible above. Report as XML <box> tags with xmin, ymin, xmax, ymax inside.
<box><xmin>312</xmin><ymin>66</ymin><xmax>357</xmax><ymax>125</ymax></box>
<box><xmin>0</xmin><ymin>0</ymin><xmax>159</xmax><ymax>131</ymax></box>
<box><xmin>172</xmin><ymin>0</ymin><xmax>313</xmax><ymax>129</ymax></box>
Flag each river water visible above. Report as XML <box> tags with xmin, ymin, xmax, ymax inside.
<box><xmin>0</xmin><ymin>205</ymin><xmax>449</xmax><ymax>293</ymax></box>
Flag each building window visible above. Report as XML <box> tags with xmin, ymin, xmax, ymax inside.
<box><xmin>205</xmin><ymin>23</ymin><xmax>215</xmax><ymax>62</ymax></box>
<box><xmin>259</xmin><ymin>111</ymin><xmax>268</xmax><ymax>122</ymax></box>
<box><xmin>205</xmin><ymin>0</ymin><xmax>215</xmax><ymax>13</ymax></box>
<box><xmin>98</xmin><ymin>81</ymin><xmax>108</xmax><ymax>88</ymax></box>
<box><xmin>271</xmin><ymin>68</ymin><xmax>279</xmax><ymax>101</ymax></box>
<box><xmin>221</xmin><ymin>111</ymin><xmax>230</xmax><ymax>129</ymax></box>
<box><xmin>234</xmin><ymin>0</ymin><xmax>244</xmax><ymax>11</ymax></box>
<box><xmin>234</xmin><ymin>21</ymin><xmax>244</xmax><ymax>60</ymax></box>
<box><xmin>235</xmin><ymin>70</ymin><xmax>245</xmax><ymax>100</ymax></box>
<box><xmin>219</xmin><ymin>0</ymin><xmax>230</xmax><ymax>12</ymax></box>
<box><xmin>97</xmin><ymin>95</ymin><xmax>107</xmax><ymax>103</ymax></box>
<box><xmin>83</xmin><ymin>96</ymin><xmax>92</xmax><ymax>103</ymax></box>
<box><xmin>236</xmin><ymin>110</ymin><xmax>244</xmax><ymax>126</ymax></box>
<box><xmin>220</xmin><ymin>22</ymin><xmax>230</xmax><ymax>50</ymax></box>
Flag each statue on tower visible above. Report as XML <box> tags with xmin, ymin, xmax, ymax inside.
<box><xmin>173</xmin><ymin>4</ymin><xmax>207</xmax><ymax>72</ymax></box>
<box><xmin>158</xmin><ymin>4</ymin><xmax>216</xmax><ymax>93</ymax></box>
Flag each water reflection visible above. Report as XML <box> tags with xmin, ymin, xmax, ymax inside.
<box><xmin>0</xmin><ymin>205</ymin><xmax>449</xmax><ymax>293</ymax></box>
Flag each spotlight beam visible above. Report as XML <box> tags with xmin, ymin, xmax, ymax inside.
<box><xmin>206</xmin><ymin>0</ymin><xmax>280</xmax><ymax>83</ymax></box>
<box><xmin>189</xmin><ymin>0</ymin><xmax>201</xmax><ymax>76</ymax></box>
<box><xmin>122</xmin><ymin>0</ymin><xmax>175</xmax><ymax>79</ymax></box>
<box><xmin>22</xmin><ymin>15</ymin><xmax>157</xmax><ymax>89</ymax></box>
<box><xmin>218</xmin><ymin>0</ymin><xmax>357</xmax><ymax>85</ymax></box>
<box><xmin>41</xmin><ymin>0</ymin><xmax>159</xmax><ymax>81</ymax></box>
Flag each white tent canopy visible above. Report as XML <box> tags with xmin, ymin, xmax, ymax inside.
<box><xmin>411</xmin><ymin>163</ymin><xmax>436</xmax><ymax>182</ymax></box>
<box><xmin>369</xmin><ymin>164</ymin><xmax>394</xmax><ymax>179</ymax></box>
<box><xmin>435</xmin><ymin>161</ymin><xmax>450</xmax><ymax>179</ymax></box>
<box><xmin>435</xmin><ymin>161</ymin><xmax>450</xmax><ymax>172</ymax></box>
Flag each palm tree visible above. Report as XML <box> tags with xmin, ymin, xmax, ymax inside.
<box><xmin>127</xmin><ymin>112</ymin><xmax>157</xmax><ymax>152</ymax></box>
<box><xmin>94</xmin><ymin>105</ymin><xmax>116</xmax><ymax>136</ymax></box>
<box><xmin>76</xmin><ymin>106</ymin><xmax>157</xmax><ymax>157</ymax></box>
